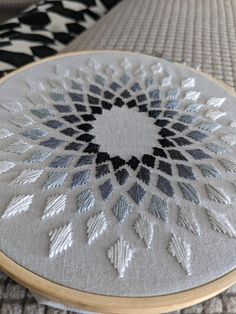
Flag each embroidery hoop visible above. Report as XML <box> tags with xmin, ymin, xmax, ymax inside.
<box><xmin>0</xmin><ymin>51</ymin><xmax>236</xmax><ymax>313</ymax></box>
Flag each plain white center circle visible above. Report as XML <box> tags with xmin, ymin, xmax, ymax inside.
<box><xmin>91</xmin><ymin>106</ymin><xmax>157</xmax><ymax>157</ymax></box>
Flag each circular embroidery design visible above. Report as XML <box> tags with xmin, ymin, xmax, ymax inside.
<box><xmin>1</xmin><ymin>52</ymin><xmax>236</xmax><ymax>296</ymax></box>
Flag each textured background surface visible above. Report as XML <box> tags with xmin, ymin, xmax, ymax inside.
<box><xmin>0</xmin><ymin>268</ymin><xmax>235</xmax><ymax>314</ymax></box>
<box><xmin>0</xmin><ymin>0</ymin><xmax>38</xmax><ymax>22</ymax></box>
<box><xmin>2</xmin><ymin>0</ymin><xmax>236</xmax><ymax>312</ymax></box>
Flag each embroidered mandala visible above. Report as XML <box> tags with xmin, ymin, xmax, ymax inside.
<box><xmin>1</xmin><ymin>52</ymin><xmax>236</xmax><ymax>293</ymax></box>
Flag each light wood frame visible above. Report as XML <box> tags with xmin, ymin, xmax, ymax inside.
<box><xmin>0</xmin><ymin>51</ymin><xmax>236</xmax><ymax>314</ymax></box>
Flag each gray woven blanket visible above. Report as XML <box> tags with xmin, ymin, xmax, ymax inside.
<box><xmin>0</xmin><ymin>0</ymin><xmax>38</xmax><ymax>21</ymax></box>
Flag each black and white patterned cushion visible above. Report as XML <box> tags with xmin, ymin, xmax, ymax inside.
<box><xmin>0</xmin><ymin>0</ymin><xmax>120</xmax><ymax>77</ymax></box>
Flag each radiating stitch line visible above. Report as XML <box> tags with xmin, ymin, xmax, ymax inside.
<box><xmin>2</xmin><ymin>195</ymin><xmax>33</xmax><ymax>219</ymax></box>
<box><xmin>42</xmin><ymin>195</ymin><xmax>67</xmax><ymax>219</ymax></box>
<box><xmin>49</xmin><ymin>222</ymin><xmax>73</xmax><ymax>258</ymax></box>
<box><xmin>107</xmin><ymin>238</ymin><xmax>133</xmax><ymax>278</ymax></box>
<box><xmin>12</xmin><ymin>169</ymin><xmax>43</xmax><ymax>185</ymax></box>
<box><xmin>87</xmin><ymin>211</ymin><xmax>107</xmax><ymax>244</ymax></box>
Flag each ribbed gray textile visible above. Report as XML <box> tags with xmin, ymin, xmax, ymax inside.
<box><xmin>63</xmin><ymin>0</ymin><xmax>236</xmax><ymax>90</ymax></box>
<box><xmin>0</xmin><ymin>0</ymin><xmax>38</xmax><ymax>22</ymax></box>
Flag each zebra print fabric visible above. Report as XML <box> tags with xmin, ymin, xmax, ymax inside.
<box><xmin>0</xmin><ymin>0</ymin><xmax>120</xmax><ymax>77</ymax></box>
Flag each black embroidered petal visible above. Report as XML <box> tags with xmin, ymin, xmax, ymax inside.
<box><xmin>159</xmin><ymin>128</ymin><xmax>176</xmax><ymax>137</ymax></box>
<box><xmin>155</xmin><ymin>119</ymin><xmax>169</xmax><ymax>127</ymax></box>
<box><xmin>153</xmin><ymin>147</ymin><xmax>167</xmax><ymax>158</ymax></box>
<box><xmin>111</xmin><ymin>156</ymin><xmax>126</xmax><ymax>171</ymax></box>
<box><xmin>142</xmin><ymin>154</ymin><xmax>155</xmax><ymax>168</ymax></box>
<box><xmin>159</xmin><ymin>139</ymin><xmax>175</xmax><ymax>148</ymax></box>
<box><xmin>127</xmin><ymin>156</ymin><xmax>140</xmax><ymax>170</ymax></box>
<box><xmin>96</xmin><ymin>152</ymin><xmax>110</xmax><ymax>164</ymax></box>
<box><xmin>168</xmin><ymin>149</ymin><xmax>187</xmax><ymax>161</ymax></box>
<box><xmin>127</xmin><ymin>99</ymin><xmax>137</xmax><ymax>108</ymax></box>
<box><xmin>76</xmin><ymin>134</ymin><xmax>95</xmax><ymax>142</ymax></box>
<box><xmin>83</xmin><ymin>143</ymin><xmax>100</xmax><ymax>153</ymax></box>
<box><xmin>77</xmin><ymin>123</ymin><xmax>93</xmax><ymax>132</ymax></box>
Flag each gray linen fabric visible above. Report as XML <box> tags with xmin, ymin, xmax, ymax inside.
<box><xmin>1</xmin><ymin>0</ymin><xmax>236</xmax><ymax>313</ymax></box>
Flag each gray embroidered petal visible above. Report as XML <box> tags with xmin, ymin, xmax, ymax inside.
<box><xmin>107</xmin><ymin>238</ymin><xmax>133</xmax><ymax>278</ymax></box>
<box><xmin>87</xmin><ymin>212</ymin><xmax>107</xmax><ymax>244</ymax></box>
<box><xmin>167</xmin><ymin>234</ymin><xmax>191</xmax><ymax>275</ymax></box>
<box><xmin>133</xmin><ymin>216</ymin><xmax>154</xmax><ymax>248</ymax></box>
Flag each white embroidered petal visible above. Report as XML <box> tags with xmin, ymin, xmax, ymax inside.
<box><xmin>150</xmin><ymin>63</ymin><xmax>163</xmax><ymax>74</ymax></box>
<box><xmin>5</xmin><ymin>140</ymin><xmax>33</xmax><ymax>154</ymax></box>
<box><xmin>166</xmin><ymin>88</ymin><xmax>180</xmax><ymax>99</ymax></box>
<box><xmin>219</xmin><ymin>159</ymin><xmax>236</xmax><ymax>172</ymax></box>
<box><xmin>2</xmin><ymin>195</ymin><xmax>33</xmax><ymax>219</ymax></box>
<box><xmin>77</xmin><ymin>69</ymin><xmax>89</xmax><ymax>81</ymax></box>
<box><xmin>12</xmin><ymin>169</ymin><xmax>43</xmax><ymax>184</ymax></box>
<box><xmin>206</xmin><ymin>209</ymin><xmax>236</xmax><ymax>238</ymax></box>
<box><xmin>161</xmin><ymin>76</ymin><xmax>171</xmax><ymax>87</ymax></box>
<box><xmin>120</xmin><ymin>58</ymin><xmax>131</xmax><ymax>70</ymax></box>
<box><xmin>44</xmin><ymin>172</ymin><xmax>68</xmax><ymax>190</ymax></box>
<box><xmin>205</xmin><ymin>110</ymin><xmax>226</xmax><ymax>120</ymax></box>
<box><xmin>27</xmin><ymin>94</ymin><xmax>49</xmax><ymax>106</ymax></box>
<box><xmin>104</xmin><ymin>65</ymin><xmax>116</xmax><ymax>76</ymax></box>
<box><xmin>0</xmin><ymin>128</ymin><xmax>13</xmax><ymax>139</ymax></box>
<box><xmin>167</xmin><ymin>234</ymin><xmax>191</xmax><ymax>275</ymax></box>
<box><xmin>25</xmin><ymin>150</ymin><xmax>52</xmax><ymax>163</ymax></box>
<box><xmin>87</xmin><ymin>59</ymin><xmax>101</xmax><ymax>70</ymax></box>
<box><xmin>205</xmin><ymin>143</ymin><xmax>229</xmax><ymax>154</ymax></box>
<box><xmin>206</xmin><ymin>97</ymin><xmax>225</xmax><ymax>108</ymax></box>
<box><xmin>87</xmin><ymin>211</ymin><xmax>107</xmax><ymax>244</ymax></box>
<box><xmin>49</xmin><ymin>222</ymin><xmax>73</xmax><ymax>258</ymax></box>
<box><xmin>229</xmin><ymin>121</ymin><xmax>236</xmax><ymax>129</ymax></box>
<box><xmin>182</xmin><ymin>77</ymin><xmax>195</xmax><ymax>88</ymax></box>
<box><xmin>219</xmin><ymin>134</ymin><xmax>236</xmax><ymax>146</ymax></box>
<box><xmin>48</xmin><ymin>78</ymin><xmax>67</xmax><ymax>90</ymax></box>
<box><xmin>178</xmin><ymin>182</ymin><xmax>200</xmax><ymax>204</ymax></box>
<box><xmin>42</xmin><ymin>195</ymin><xmax>67</xmax><ymax>219</ymax></box>
<box><xmin>177</xmin><ymin>206</ymin><xmax>200</xmax><ymax>236</ymax></box>
<box><xmin>55</xmin><ymin>64</ymin><xmax>70</xmax><ymax>77</ymax></box>
<box><xmin>107</xmin><ymin>238</ymin><xmax>133</xmax><ymax>278</ymax></box>
<box><xmin>133</xmin><ymin>66</ymin><xmax>145</xmax><ymax>78</ymax></box>
<box><xmin>197</xmin><ymin>122</ymin><xmax>221</xmax><ymax>132</ymax></box>
<box><xmin>185</xmin><ymin>103</ymin><xmax>202</xmax><ymax>112</ymax></box>
<box><xmin>0</xmin><ymin>101</ymin><xmax>23</xmax><ymax>113</ymax></box>
<box><xmin>0</xmin><ymin>161</ymin><xmax>15</xmax><ymax>174</ymax></box>
<box><xmin>205</xmin><ymin>184</ymin><xmax>231</xmax><ymax>204</ymax></box>
<box><xmin>25</xmin><ymin>79</ymin><xmax>45</xmax><ymax>91</ymax></box>
<box><xmin>133</xmin><ymin>216</ymin><xmax>154</xmax><ymax>248</ymax></box>
<box><xmin>184</xmin><ymin>91</ymin><xmax>200</xmax><ymax>101</ymax></box>
<box><xmin>11</xmin><ymin>114</ymin><xmax>34</xmax><ymax>127</ymax></box>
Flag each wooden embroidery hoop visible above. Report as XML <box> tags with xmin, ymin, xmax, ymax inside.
<box><xmin>0</xmin><ymin>51</ymin><xmax>236</xmax><ymax>314</ymax></box>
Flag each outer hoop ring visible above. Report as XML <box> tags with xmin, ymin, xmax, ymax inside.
<box><xmin>0</xmin><ymin>51</ymin><xmax>236</xmax><ymax>314</ymax></box>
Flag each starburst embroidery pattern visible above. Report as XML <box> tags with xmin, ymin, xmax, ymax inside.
<box><xmin>0</xmin><ymin>53</ymin><xmax>236</xmax><ymax>278</ymax></box>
